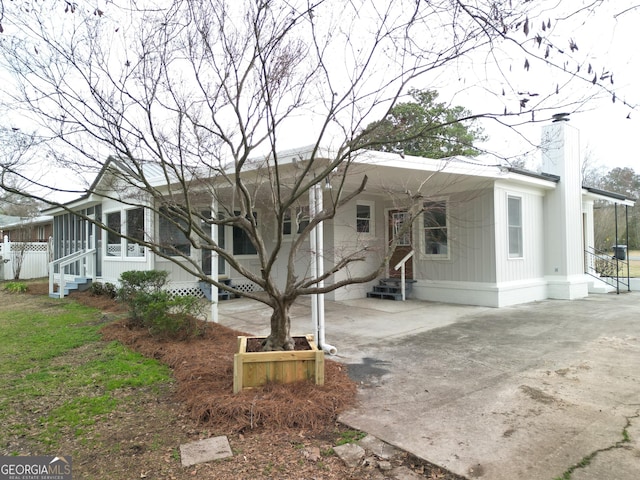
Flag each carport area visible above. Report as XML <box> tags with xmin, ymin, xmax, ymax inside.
<box><xmin>218</xmin><ymin>293</ymin><xmax>640</xmax><ymax>480</ymax></box>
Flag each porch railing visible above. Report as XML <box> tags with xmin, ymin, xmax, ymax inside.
<box><xmin>584</xmin><ymin>246</ymin><xmax>630</xmax><ymax>294</ymax></box>
<box><xmin>49</xmin><ymin>249</ymin><xmax>96</xmax><ymax>298</ymax></box>
<box><xmin>393</xmin><ymin>250</ymin><xmax>415</xmax><ymax>301</ymax></box>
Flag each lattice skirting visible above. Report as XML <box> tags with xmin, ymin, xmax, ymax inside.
<box><xmin>167</xmin><ymin>280</ymin><xmax>262</xmax><ymax>298</ymax></box>
<box><xmin>232</xmin><ymin>282</ymin><xmax>262</xmax><ymax>294</ymax></box>
<box><xmin>167</xmin><ymin>284</ymin><xmax>206</xmax><ymax>299</ymax></box>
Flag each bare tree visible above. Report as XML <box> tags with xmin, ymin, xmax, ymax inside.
<box><xmin>0</xmin><ymin>0</ymin><xmax>629</xmax><ymax>350</ymax></box>
<box><xmin>9</xmin><ymin>221</ymin><xmax>33</xmax><ymax>280</ymax></box>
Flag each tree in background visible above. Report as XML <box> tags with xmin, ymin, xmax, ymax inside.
<box><xmin>600</xmin><ymin>168</ymin><xmax>640</xmax><ymax>250</ymax></box>
<box><xmin>585</xmin><ymin>166</ymin><xmax>640</xmax><ymax>250</ymax></box>
<box><xmin>358</xmin><ymin>89</ymin><xmax>486</xmax><ymax>158</ymax></box>
<box><xmin>0</xmin><ymin>128</ymin><xmax>44</xmax><ymax>217</ymax></box>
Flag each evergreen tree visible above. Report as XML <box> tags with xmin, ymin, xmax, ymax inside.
<box><xmin>359</xmin><ymin>89</ymin><xmax>486</xmax><ymax>159</ymax></box>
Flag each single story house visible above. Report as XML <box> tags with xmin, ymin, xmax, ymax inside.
<box><xmin>0</xmin><ymin>215</ymin><xmax>53</xmax><ymax>242</ymax></box>
<box><xmin>46</xmin><ymin>120</ymin><xmax>634</xmax><ymax>306</ymax></box>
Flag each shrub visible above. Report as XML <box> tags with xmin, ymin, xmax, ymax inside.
<box><xmin>103</xmin><ymin>283</ymin><xmax>118</xmax><ymax>299</ymax></box>
<box><xmin>118</xmin><ymin>270</ymin><xmax>169</xmax><ymax>325</ymax></box>
<box><xmin>89</xmin><ymin>282</ymin><xmax>119</xmax><ymax>299</ymax></box>
<box><xmin>117</xmin><ymin>270</ymin><xmax>204</xmax><ymax>339</ymax></box>
<box><xmin>89</xmin><ymin>282</ymin><xmax>104</xmax><ymax>296</ymax></box>
<box><xmin>3</xmin><ymin>281</ymin><xmax>28</xmax><ymax>294</ymax></box>
<box><xmin>143</xmin><ymin>293</ymin><xmax>206</xmax><ymax>339</ymax></box>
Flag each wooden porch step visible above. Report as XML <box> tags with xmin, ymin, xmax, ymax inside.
<box><xmin>199</xmin><ymin>279</ymin><xmax>235</xmax><ymax>301</ymax></box>
<box><xmin>367</xmin><ymin>291</ymin><xmax>403</xmax><ymax>301</ymax></box>
<box><xmin>366</xmin><ymin>278</ymin><xmax>416</xmax><ymax>301</ymax></box>
<box><xmin>49</xmin><ymin>277</ymin><xmax>92</xmax><ymax>298</ymax></box>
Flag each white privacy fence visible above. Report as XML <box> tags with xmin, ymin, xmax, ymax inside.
<box><xmin>0</xmin><ymin>236</ymin><xmax>53</xmax><ymax>281</ymax></box>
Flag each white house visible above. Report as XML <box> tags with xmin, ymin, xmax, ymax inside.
<box><xmin>46</xmin><ymin>120</ymin><xmax>634</xmax><ymax>306</ymax></box>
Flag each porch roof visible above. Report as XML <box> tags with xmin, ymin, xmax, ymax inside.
<box><xmin>582</xmin><ymin>186</ymin><xmax>635</xmax><ymax>206</ymax></box>
<box><xmin>43</xmin><ymin>147</ymin><xmax>581</xmax><ymax>213</ymax></box>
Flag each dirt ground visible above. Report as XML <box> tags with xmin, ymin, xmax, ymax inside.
<box><xmin>3</xmin><ymin>283</ymin><xmax>463</xmax><ymax>479</ymax></box>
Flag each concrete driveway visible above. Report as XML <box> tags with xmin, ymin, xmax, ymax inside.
<box><xmin>218</xmin><ymin>293</ymin><xmax>640</xmax><ymax>480</ymax></box>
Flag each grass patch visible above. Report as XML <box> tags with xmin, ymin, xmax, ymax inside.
<box><xmin>0</xmin><ymin>302</ymin><xmax>102</xmax><ymax>373</ymax></box>
<box><xmin>0</xmin><ymin>294</ymin><xmax>172</xmax><ymax>450</ymax></box>
<box><xmin>335</xmin><ymin>429</ymin><xmax>367</xmax><ymax>445</ymax></box>
<box><xmin>628</xmin><ymin>250</ymin><xmax>640</xmax><ymax>277</ymax></box>
<box><xmin>2</xmin><ymin>281</ymin><xmax>28</xmax><ymax>294</ymax></box>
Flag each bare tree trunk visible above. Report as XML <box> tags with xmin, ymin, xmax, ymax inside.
<box><xmin>12</xmin><ymin>242</ymin><xmax>27</xmax><ymax>280</ymax></box>
<box><xmin>262</xmin><ymin>300</ymin><xmax>294</xmax><ymax>351</ymax></box>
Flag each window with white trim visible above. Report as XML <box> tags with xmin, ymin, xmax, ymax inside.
<box><xmin>105</xmin><ymin>207</ymin><xmax>146</xmax><ymax>258</ymax></box>
<box><xmin>282</xmin><ymin>207</ymin><xmax>309</xmax><ymax>237</ymax></box>
<box><xmin>126</xmin><ymin>207</ymin><xmax>145</xmax><ymax>257</ymax></box>
<box><xmin>233</xmin><ymin>211</ymin><xmax>258</xmax><ymax>255</ymax></box>
<box><xmin>105</xmin><ymin>211</ymin><xmax>121</xmax><ymax>257</ymax></box>
<box><xmin>356</xmin><ymin>201</ymin><xmax>375</xmax><ymax>235</ymax></box>
<box><xmin>159</xmin><ymin>206</ymin><xmax>191</xmax><ymax>256</ymax></box>
<box><xmin>423</xmin><ymin>200</ymin><xmax>448</xmax><ymax>256</ymax></box>
<box><xmin>508</xmin><ymin>195</ymin><xmax>523</xmax><ymax>258</ymax></box>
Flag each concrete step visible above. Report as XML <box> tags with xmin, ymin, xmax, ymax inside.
<box><xmin>587</xmin><ymin>276</ymin><xmax>616</xmax><ymax>294</ymax></box>
<box><xmin>373</xmin><ymin>285</ymin><xmax>401</xmax><ymax>294</ymax></box>
<box><xmin>367</xmin><ymin>291</ymin><xmax>403</xmax><ymax>301</ymax></box>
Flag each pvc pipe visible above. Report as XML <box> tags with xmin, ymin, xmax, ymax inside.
<box><xmin>315</xmin><ymin>184</ymin><xmax>337</xmax><ymax>355</ymax></box>
<box><xmin>210</xmin><ymin>198</ymin><xmax>219</xmax><ymax>323</ymax></box>
<box><xmin>309</xmin><ymin>185</ymin><xmax>318</xmax><ymax>341</ymax></box>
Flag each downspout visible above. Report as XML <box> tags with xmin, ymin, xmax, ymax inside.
<box><xmin>210</xmin><ymin>197</ymin><xmax>219</xmax><ymax>322</ymax></box>
<box><xmin>615</xmin><ymin>202</ymin><xmax>619</xmax><ymax>294</ymax></box>
<box><xmin>626</xmin><ymin>204</ymin><xmax>630</xmax><ymax>291</ymax></box>
<box><xmin>309</xmin><ymin>185</ymin><xmax>318</xmax><ymax>342</ymax></box>
<box><xmin>315</xmin><ymin>183</ymin><xmax>337</xmax><ymax>355</ymax></box>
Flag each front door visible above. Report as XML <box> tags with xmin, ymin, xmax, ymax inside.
<box><xmin>388</xmin><ymin>209</ymin><xmax>413</xmax><ymax>279</ymax></box>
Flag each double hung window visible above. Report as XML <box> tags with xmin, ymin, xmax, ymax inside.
<box><xmin>423</xmin><ymin>200</ymin><xmax>448</xmax><ymax>256</ymax></box>
<box><xmin>356</xmin><ymin>202</ymin><xmax>375</xmax><ymax>235</ymax></box>
<box><xmin>508</xmin><ymin>196</ymin><xmax>523</xmax><ymax>258</ymax></box>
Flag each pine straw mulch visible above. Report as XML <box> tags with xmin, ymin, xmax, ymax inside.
<box><xmin>31</xmin><ymin>280</ymin><xmax>357</xmax><ymax>432</ymax></box>
<box><xmin>100</xmin><ymin>318</ymin><xmax>357</xmax><ymax>432</ymax></box>
<box><xmin>18</xmin><ymin>283</ymin><xmax>465</xmax><ymax>479</ymax></box>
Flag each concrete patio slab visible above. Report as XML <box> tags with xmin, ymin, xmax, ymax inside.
<box><xmin>218</xmin><ymin>292</ymin><xmax>640</xmax><ymax>480</ymax></box>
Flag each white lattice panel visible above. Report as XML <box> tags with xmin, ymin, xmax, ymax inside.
<box><xmin>10</xmin><ymin>242</ymin><xmax>48</xmax><ymax>252</ymax></box>
<box><xmin>167</xmin><ymin>285</ymin><xmax>206</xmax><ymax>299</ymax></box>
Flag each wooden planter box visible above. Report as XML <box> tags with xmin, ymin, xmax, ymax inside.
<box><xmin>233</xmin><ymin>334</ymin><xmax>325</xmax><ymax>394</ymax></box>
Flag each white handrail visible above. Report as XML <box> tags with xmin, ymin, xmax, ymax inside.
<box><xmin>49</xmin><ymin>249</ymin><xmax>96</xmax><ymax>298</ymax></box>
<box><xmin>393</xmin><ymin>250</ymin><xmax>414</xmax><ymax>301</ymax></box>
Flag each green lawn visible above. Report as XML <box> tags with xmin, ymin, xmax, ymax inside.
<box><xmin>0</xmin><ymin>292</ymin><xmax>172</xmax><ymax>451</ymax></box>
<box><xmin>628</xmin><ymin>250</ymin><xmax>640</xmax><ymax>278</ymax></box>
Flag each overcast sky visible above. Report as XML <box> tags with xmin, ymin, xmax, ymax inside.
<box><xmin>2</xmin><ymin>0</ymin><xmax>638</xmax><ymax>186</ymax></box>
<box><xmin>466</xmin><ymin>1</ymin><xmax>640</xmax><ymax>172</ymax></box>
